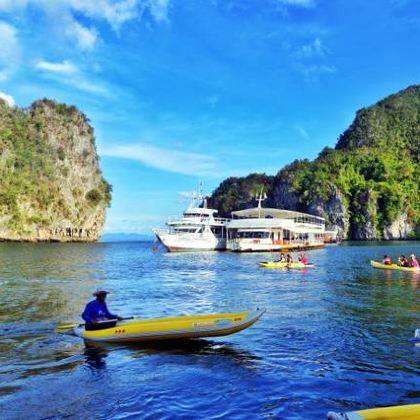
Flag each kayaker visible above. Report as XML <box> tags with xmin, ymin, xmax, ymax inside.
<box><xmin>82</xmin><ymin>288</ymin><xmax>123</xmax><ymax>330</ymax></box>
<box><xmin>382</xmin><ymin>255</ymin><xmax>392</xmax><ymax>265</ymax></box>
<box><xmin>299</xmin><ymin>254</ymin><xmax>309</xmax><ymax>265</ymax></box>
<box><xmin>286</xmin><ymin>254</ymin><xmax>293</xmax><ymax>263</ymax></box>
<box><xmin>410</xmin><ymin>254</ymin><xmax>419</xmax><ymax>268</ymax></box>
<box><xmin>398</xmin><ymin>255</ymin><xmax>409</xmax><ymax>267</ymax></box>
<box><xmin>276</xmin><ymin>252</ymin><xmax>286</xmax><ymax>263</ymax></box>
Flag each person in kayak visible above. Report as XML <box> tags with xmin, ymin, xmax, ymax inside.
<box><xmin>276</xmin><ymin>252</ymin><xmax>286</xmax><ymax>263</ymax></box>
<box><xmin>410</xmin><ymin>254</ymin><xmax>419</xmax><ymax>268</ymax></box>
<box><xmin>298</xmin><ymin>254</ymin><xmax>309</xmax><ymax>265</ymax></box>
<box><xmin>382</xmin><ymin>255</ymin><xmax>392</xmax><ymax>265</ymax></box>
<box><xmin>286</xmin><ymin>254</ymin><xmax>293</xmax><ymax>263</ymax></box>
<box><xmin>82</xmin><ymin>288</ymin><xmax>123</xmax><ymax>330</ymax></box>
<box><xmin>398</xmin><ymin>255</ymin><xmax>409</xmax><ymax>267</ymax></box>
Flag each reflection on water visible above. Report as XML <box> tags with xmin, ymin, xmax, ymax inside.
<box><xmin>0</xmin><ymin>241</ymin><xmax>419</xmax><ymax>419</ymax></box>
<box><xmin>84</xmin><ymin>345</ymin><xmax>109</xmax><ymax>370</ymax></box>
<box><xmin>83</xmin><ymin>338</ymin><xmax>260</xmax><ymax>371</ymax></box>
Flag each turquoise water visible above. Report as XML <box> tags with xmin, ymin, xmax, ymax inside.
<box><xmin>0</xmin><ymin>241</ymin><xmax>419</xmax><ymax>419</ymax></box>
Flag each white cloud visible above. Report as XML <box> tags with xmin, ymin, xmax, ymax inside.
<box><xmin>72</xmin><ymin>79</ymin><xmax>109</xmax><ymax>95</ymax></box>
<box><xmin>65</xmin><ymin>20</ymin><xmax>97</xmax><ymax>50</ymax></box>
<box><xmin>295</xmin><ymin>37</ymin><xmax>327</xmax><ymax>58</ymax></box>
<box><xmin>147</xmin><ymin>0</ymin><xmax>170</xmax><ymax>23</ymax></box>
<box><xmin>65</xmin><ymin>0</ymin><xmax>140</xmax><ymax>28</ymax></box>
<box><xmin>0</xmin><ymin>0</ymin><xmax>28</xmax><ymax>11</ymax></box>
<box><xmin>204</xmin><ymin>95</ymin><xmax>219</xmax><ymax>109</ymax></box>
<box><xmin>35</xmin><ymin>60</ymin><xmax>78</xmax><ymax>75</ymax></box>
<box><xmin>0</xmin><ymin>21</ymin><xmax>20</xmax><ymax>81</ymax></box>
<box><xmin>0</xmin><ymin>91</ymin><xmax>15</xmax><ymax>106</ymax></box>
<box><xmin>276</xmin><ymin>0</ymin><xmax>315</xmax><ymax>7</ymax></box>
<box><xmin>0</xmin><ymin>0</ymin><xmax>140</xmax><ymax>27</ymax></box>
<box><xmin>0</xmin><ymin>1</ymin><xmax>170</xmax><ymax>31</ymax></box>
<box><xmin>300</xmin><ymin>64</ymin><xmax>337</xmax><ymax>77</ymax></box>
<box><xmin>294</xmin><ymin>124</ymin><xmax>308</xmax><ymax>139</ymax></box>
<box><xmin>0</xmin><ymin>1</ymin><xmax>171</xmax><ymax>53</ymax></box>
<box><xmin>35</xmin><ymin>59</ymin><xmax>108</xmax><ymax>96</ymax></box>
<box><xmin>289</xmin><ymin>36</ymin><xmax>335</xmax><ymax>80</ymax></box>
<box><xmin>101</xmin><ymin>144</ymin><xmax>218</xmax><ymax>176</ymax></box>
<box><xmin>47</xmin><ymin>74</ymin><xmax>108</xmax><ymax>96</ymax></box>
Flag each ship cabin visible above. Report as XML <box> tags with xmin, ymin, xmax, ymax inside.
<box><xmin>166</xmin><ymin>207</ymin><xmax>228</xmax><ymax>238</ymax></box>
<box><xmin>226</xmin><ymin>207</ymin><xmax>325</xmax><ymax>252</ymax></box>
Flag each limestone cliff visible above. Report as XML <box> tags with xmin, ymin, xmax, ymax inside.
<box><xmin>209</xmin><ymin>85</ymin><xmax>420</xmax><ymax>240</ymax></box>
<box><xmin>0</xmin><ymin>98</ymin><xmax>111</xmax><ymax>242</ymax></box>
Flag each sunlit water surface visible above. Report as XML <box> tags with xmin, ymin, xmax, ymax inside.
<box><xmin>0</xmin><ymin>241</ymin><xmax>419</xmax><ymax>419</ymax></box>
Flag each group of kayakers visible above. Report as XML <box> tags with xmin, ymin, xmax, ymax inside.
<box><xmin>277</xmin><ymin>252</ymin><xmax>309</xmax><ymax>265</ymax></box>
<box><xmin>382</xmin><ymin>254</ymin><xmax>419</xmax><ymax>268</ymax></box>
<box><xmin>80</xmin><ymin>252</ymin><xmax>416</xmax><ymax>332</ymax></box>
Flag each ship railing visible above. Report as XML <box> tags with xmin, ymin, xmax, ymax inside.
<box><xmin>167</xmin><ymin>216</ymin><xmax>230</xmax><ymax>224</ymax></box>
<box><xmin>213</xmin><ymin>217</ymin><xmax>230</xmax><ymax>224</ymax></box>
<box><xmin>227</xmin><ymin>237</ymin><xmax>324</xmax><ymax>245</ymax></box>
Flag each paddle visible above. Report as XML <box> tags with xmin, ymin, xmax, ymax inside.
<box><xmin>55</xmin><ymin>317</ymin><xmax>134</xmax><ymax>332</ymax></box>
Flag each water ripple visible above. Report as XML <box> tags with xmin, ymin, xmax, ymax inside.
<box><xmin>0</xmin><ymin>241</ymin><xmax>419</xmax><ymax>419</ymax></box>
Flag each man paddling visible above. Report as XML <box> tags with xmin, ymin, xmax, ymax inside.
<box><xmin>82</xmin><ymin>288</ymin><xmax>123</xmax><ymax>330</ymax></box>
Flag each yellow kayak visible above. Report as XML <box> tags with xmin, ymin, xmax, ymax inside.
<box><xmin>259</xmin><ymin>261</ymin><xmax>311</xmax><ymax>269</ymax></box>
<box><xmin>370</xmin><ymin>260</ymin><xmax>420</xmax><ymax>272</ymax></box>
<box><xmin>327</xmin><ymin>403</ymin><xmax>420</xmax><ymax>419</ymax></box>
<box><xmin>73</xmin><ymin>308</ymin><xmax>265</xmax><ymax>343</ymax></box>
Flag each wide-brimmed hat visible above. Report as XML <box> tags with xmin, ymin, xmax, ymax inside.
<box><xmin>411</xmin><ymin>254</ymin><xmax>416</xmax><ymax>258</ymax></box>
<box><xmin>93</xmin><ymin>288</ymin><xmax>109</xmax><ymax>296</ymax></box>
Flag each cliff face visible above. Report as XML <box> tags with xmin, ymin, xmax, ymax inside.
<box><xmin>209</xmin><ymin>85</ymin><xmax>420</xmax><ymax>240</ymax></box>
<box><xmin>0</xmin><ymin>98</ymin><xmax>111</xmax><ymax>242</ymax></box>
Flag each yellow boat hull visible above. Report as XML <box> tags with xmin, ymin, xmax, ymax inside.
<box><xmin>74</xmin><ymin>308</ymin><xmax>265</xmax><ymax>343</ymax></box>
<box><xmin>259</xmin><ymin>261</ymin><xmax>309</xmax><ymax>269</ymax></box>
<box><xmin>327</xmin><ymin>403</ymin><xmax>420</xmax><ymax>419</ymax></box>
<box><xmin>370</xmin><ymin>260</ymin><xmax>420</xmax><ymax>272</ymax></box>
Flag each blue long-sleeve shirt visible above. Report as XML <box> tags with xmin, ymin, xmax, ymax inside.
<box><xmin>82</xmin><ymin>299</ymin><xmax>117</xmax><ymax>323</ymax></box>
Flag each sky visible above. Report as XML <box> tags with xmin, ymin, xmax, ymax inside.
<box><xmin>0</xmin><ymin>0</ymin><xmax>419</xmax><ymax>234</ymax></box>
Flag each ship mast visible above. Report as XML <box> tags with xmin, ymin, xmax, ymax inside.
<box><xmin>256</xmin><ymin>188</ymin><xmax>267</xmax><ymax>218</ymax></box>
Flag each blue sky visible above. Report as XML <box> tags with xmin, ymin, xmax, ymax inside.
<box><xmin>0</xmin><ymin>0</ymin><xmax>419</xmax><ymax>233</ymax></box>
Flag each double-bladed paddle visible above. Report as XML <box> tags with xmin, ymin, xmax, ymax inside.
<box><xmin>55</xmin><ymin>317</ymin><xmax>134</xmax><ymax>332</ymax></box>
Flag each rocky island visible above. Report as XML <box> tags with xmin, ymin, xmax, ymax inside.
<box><xmin>0</xmin><ymin>98</ymin><xmax>111</xmax><ymax>242</ymax></box>
<box><xmin>209</xmin><ymin>85</ymin><xmax>420</xmax><ymax>241</ymax></box>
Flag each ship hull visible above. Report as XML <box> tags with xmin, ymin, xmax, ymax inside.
<box><xmin>227</xmin><ymin>241</ymin><xmax>324</xmax><ymax>252</ymax></box>
<box><xmin>154</xmin><ymin>230</ymin><xmax>226</xmax><ymax>252</ymax></box>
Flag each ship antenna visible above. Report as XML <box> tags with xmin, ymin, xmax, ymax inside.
<box><xmin>198</xmin><ymin>181</ymin><xmax>207</xmax><ymax>208</ymax></box>
<box><xmin>256</xmin><ymin>187</ymin><xmax>266</xmax><ymax>218</ymax></box>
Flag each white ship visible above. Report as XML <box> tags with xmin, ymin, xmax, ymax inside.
<box><xmin>153</xmin><ymin>189</ymin><xmax>229</xmax><ymax>252</ymax></box>
<box><xmin>226</xmin><ymin>192</ymin><xmax>326</xmax><ymax>252</ymax></box>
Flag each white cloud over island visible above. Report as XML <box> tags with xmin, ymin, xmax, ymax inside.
<box><xmin>0</xmin><ymin>21</ymin><xmax>20</xmax><ymax>81</ymax></box>
<box><xmin>35</xmin><ymin>60</ymin><xmax>78</xmax><ymax>75</ymax></box>
<box><xmin>0</xmin><ymin>91</ymin><xmax>15</xmax><ymax>107</ymax></box>
<box><xmin>101</xmin><ymin>144</ymin><xmax>218</xmax><ymax>176</ymax></box>
<box><xmin>276</xmin><ymin>0</ymin><xmax>315</xmax><ymax>7</ymax></box>
<box><xmin>0</xmin><ymin>0</ymin><xmax>171</xmax><ymax>51</ymax></box>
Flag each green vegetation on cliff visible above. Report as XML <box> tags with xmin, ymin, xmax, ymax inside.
<box><xmin>0</xmin><ymin>98</ymin><xmax>111</xmax><ymax>241</ymax></box>
<box><xmin>209</xmin><ymin>85</ymin><xmax>420</xmax><ymax>240</ymax></box>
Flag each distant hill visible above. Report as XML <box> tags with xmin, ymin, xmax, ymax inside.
<box><xmin>0</xmin><ymin>98</ymin><xmax>111</xmax><ymax>242</ymax></box>
<box><xmin>100</xmin><ymin>233</ymin><xmax>154</xmax><ymax>242</ymax></box>
<box><xmin>209</xmin><ymin>85</ymin><xmax>420</xmax><ymax>240</ymax></box>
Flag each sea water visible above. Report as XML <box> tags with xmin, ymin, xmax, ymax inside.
<box><xmin>0</xmin><ymin>241</ymin><xmax>419</xmax><ymax>419</ymax></box>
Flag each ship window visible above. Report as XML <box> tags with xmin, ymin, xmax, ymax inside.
<box><xmin>211</xmin><ymin>227</ymin><xmax>223</xmax><ymax>234</ymax></box>
<box><xmin>174</xmin><ymin>228</ymin><xmax>199</xmax><ymax>233</ymax></box>
<box><xmin>237</xmin><ymin>231</ymin><xmax>270</xmax><ymax>239</ymax></box>
<box><xmin>185</xmin><ymin>213</ymin><xmax>209</xmax><ymax>218</ymax></box>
